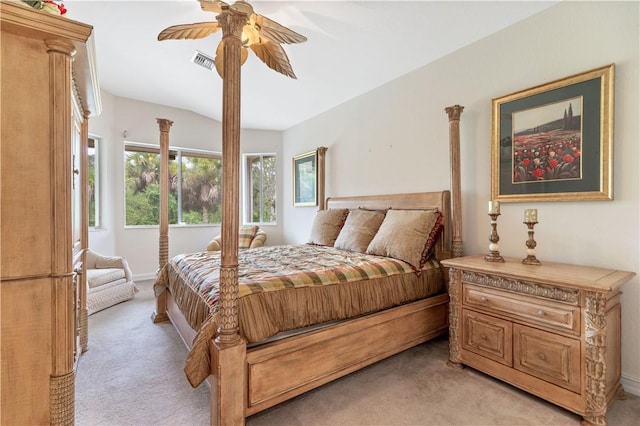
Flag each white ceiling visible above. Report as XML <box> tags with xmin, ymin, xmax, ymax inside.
<box><xmin>66</xmin><ymin>0</ymin><xmax>558</xmax><ymax>131</ymax></box>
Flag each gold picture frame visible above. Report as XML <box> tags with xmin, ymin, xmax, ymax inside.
<box><xmin>491</xmin><ymin>64</ymin><xmax>614</xmax><ymax>202</ymax></box>
<box><xmin>292</xmin><ymin>150</ymin><xmax>317</xmax><ymax>206</ymax></box>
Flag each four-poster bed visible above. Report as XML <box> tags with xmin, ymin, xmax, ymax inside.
<box><xmin>151</xmin><ymin>2</ymin><xmax>464</xmax><ymax>425</ymax></box>
<box><xmin>152</xmin><ymin>104</ymin><xmax>465</xmax><ymax>424</ymax></box>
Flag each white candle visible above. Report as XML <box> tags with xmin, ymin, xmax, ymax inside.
<box><xmin>488</xmin><ymin>201</ymin><xmax>500</xmax><ymax>215</ymax></box>
<box><xmin>524</xmin><ymin>208</ymin><xmax>537</xmax><ymax>222</ymax></box>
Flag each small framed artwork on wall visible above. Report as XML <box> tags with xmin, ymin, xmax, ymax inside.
<box><xmin>293</xmin><ymin>150</ymin><xmax>317</xmax><ymax>206</ymax></box>
<box><xmin>491</xmin><ymin>64</ymin><xmax>614</xmax><ymax>202</ymax></box>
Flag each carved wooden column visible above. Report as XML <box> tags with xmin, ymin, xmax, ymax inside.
<box><xmin>317</xmin><ymin>146</ymin><xmax>328</xmax><ymax>210</ymax></box>
<box><xmin>445</xmin><ymin>105</ymin><xmax>464</xmax><ymax>258</ymax></box>
<box><xmin>583</xmin><ymin>291</ymin><xmax>608</xmax><ymax>426</ymax></box>
<box><xmin>212</xmin><ymin>7</ymin><xmax>247</xmax><ymax>426</ymax></box>
<box><xmin>152</xmin><ymin>118</ymin><xmax>173</xmax><ymax>324</ymax></box>
<box><xmin>446</xmin><ymin>267</ymin><xmax>463</xmax><ymax>369</ymax></box>
<box><xmin>47</xmin><ymin>38</ymin><xmax>76</xmax><ymax>426</ymax></box>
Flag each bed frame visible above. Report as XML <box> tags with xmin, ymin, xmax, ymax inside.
<box><xmin>151</xmin><ymin>105</ymin><xmax>463</xmax><ymax>425</ymax></box>
<box><xmin>151</xmin><ymin>8</ymin><xmax>464</xmax><ymax>425</ymax></box>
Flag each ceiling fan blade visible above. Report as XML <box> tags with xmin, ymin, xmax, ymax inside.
<box><xmin>158</xmin><ymin>22</ymin><xmax>221</xmax><ymax>41</ymax></box>
<box><xmin>250</xmin><ymin>41</ymin><xmax>297</xmax><ymax>79</ymax></box>
<box><xmin>199</xmin><ymin>0</ymin><xmax>227</xmax><ymax>14</ymax></box>
<box><xmin>253</xmin><ymin>14</ymin><xmax>307</xmax><ymax>44</ymax></box>
<box><xmin>215</xmin><ymin>41</ymin><xmax>249</xmax><ymax>78</ymax></box>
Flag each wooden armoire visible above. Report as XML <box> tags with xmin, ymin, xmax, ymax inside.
<box><xmin>0</xmin><ymin>1</ymin><xmax>101</xmax><ymax>424</ymax></box>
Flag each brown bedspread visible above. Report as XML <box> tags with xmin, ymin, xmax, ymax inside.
<box><xmin>154</xmin><ymin>244</ymin><xmax>445</xmax><ymax>386</ymax></box>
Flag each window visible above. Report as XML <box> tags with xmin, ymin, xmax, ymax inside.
<box><xmin>88</xmin><ymin>137</ymin><xmax>100</xmax><ymax>228</ymax></box>
<box><xmin>124</xmin><ymin>143</ymin><xmax>222</xmax><ymax>226</ymax></box>
<box><xmin>243</xmin><ymin>154</ymin><xmax>276</xmax><ymax>224</ymax></box>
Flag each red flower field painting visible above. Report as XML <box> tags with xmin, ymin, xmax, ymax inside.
<box><xmin>512</xmin><ymin>97</ymin><xmax>582</xmax><ymax>184</ymax></box>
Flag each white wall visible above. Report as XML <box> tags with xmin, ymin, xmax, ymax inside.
<box><xmin>282</xmin><ymin>1</ymin><xmax>640</xmax><ymax>392</ymax></box>
<box><xmin>88</xmin><ymin>96</ymin><xmax>284</xmax><ymax>279</ymax></box>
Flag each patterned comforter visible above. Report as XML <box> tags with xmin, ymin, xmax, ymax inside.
<box><xmin>154</xmin><ymin>244</ymin><xmax>445</xmax><ymax>386</ymax></box>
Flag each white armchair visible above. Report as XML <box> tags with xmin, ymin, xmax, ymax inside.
<box><xmin>86</xmin><ymin>249</ymin><xmax>136</xmax><ymax>315</ymax></box>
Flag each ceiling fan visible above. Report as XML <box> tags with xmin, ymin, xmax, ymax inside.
<box><xmin>158</xmin><ymin>0</ymin><xmax>307</xmax><ymax>79</ymax></box>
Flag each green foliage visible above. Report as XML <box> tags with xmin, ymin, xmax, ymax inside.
<box><xmin>248</xmin><ymin>155</ymin><xmax>276</xmax><ymax>223</ymax></box>
<box><xmin>125</xmin><ymin>149</ymin><xmax>220</xmax><ymax>226</ymax></box>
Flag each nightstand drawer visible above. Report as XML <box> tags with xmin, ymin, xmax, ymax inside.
<box><xmin>463</xmin><ymin>284</ymin><xmax>579</xmax><ymax>334</ymax></box>
<box><xmin>514</xmin><ymin>324</ymin><xmax>581</xmax><ymax>393</ymax></box>
<box><xmin>462</xmin><ymin>309</ymin><xmax>512</xmax><ymax>366</ymax></box>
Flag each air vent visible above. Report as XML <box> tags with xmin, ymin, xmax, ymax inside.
<box><xmin>191</xmin><ymin>50</ymin><xmax>215</xmax><ymax>71</ymax></box>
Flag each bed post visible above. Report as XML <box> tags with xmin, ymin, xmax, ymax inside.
<box><xmin>211</xmin><ymin>7</ymin><xmax>247</xmax><ymax>426</ymax></box>
<box><xmin>445</xmin><ymin>105</ymin><xmax>464</xmax><ymax>258</ymax></box>
<box><xmin>152</xmin><ymin>118</ymin><xmax>173</xmax><ymax>324</ymax></box>
<box><xmin>317</xmin><ymin>146</ymin><xmax>328</xmax><ymax>210</ymax></box>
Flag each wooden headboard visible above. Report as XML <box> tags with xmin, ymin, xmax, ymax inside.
<box><xmin>326</xmin><ymin>191</ymin><xmax>452</xmax><ymax>260</ymax></box>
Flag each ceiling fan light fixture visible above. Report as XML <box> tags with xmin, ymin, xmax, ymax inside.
<box><xmin>191</xmin><ymin>50</ymin><xmax>215</xmax><ymax>71</ymax></box>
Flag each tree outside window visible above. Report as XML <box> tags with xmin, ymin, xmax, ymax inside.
<box><xmin>88</xmin><ymin>138</ymin><xmax>100</xmax><ymax>228</ymax></box>
<box><xmin>244</xmin><ymin>154</ymin><xmax>276</xmax><ymax>224</ymax></box>
<box><xmin>124</xmin><ymin>144</ymin><xmax>222</xmax><ymax>226</ymax></box>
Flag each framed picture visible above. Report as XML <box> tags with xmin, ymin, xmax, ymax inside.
<box><xmin>491</xmin><ymin>64</ymin><xmax>614</xmax><ymax>202</ymax></box>
<box><xmin>293</xmin><ymin>150</ymin><xmax>317</xmax><ymax>206</ymax></box>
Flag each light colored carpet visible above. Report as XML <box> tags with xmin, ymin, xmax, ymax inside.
<box><xmin>76</xmin><ymin>280</ymin><xmax>639</xmax><ymax>426</ymax></box>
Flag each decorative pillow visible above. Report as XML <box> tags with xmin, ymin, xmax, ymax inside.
<box><xmin>308</xmin><ymin>209</ymin><xmax>349</xmax><ymax>246</ymax></box>
<box><xmin>238</xmin><ymin>225</ymin><xmax>259</xmax><ymax>249</ymax></box>
<box><xmin>366</xmin><ymin>209</ymin><xmax>443</xmax><ymax>269</ymax></box>
<box><xmin>334</xmin><ymin>209</ymin><xmax>386</xmax><ymax>253</ymax></box>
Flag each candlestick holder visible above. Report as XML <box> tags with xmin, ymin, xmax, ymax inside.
<box><xmin>522</xmin><ymin>221</ymin><xmax>542</xmax><ymax>265</ymax></box>
<box><xmin>485</xmin><ymin>213</ymin><xmax>504</xmax><ymax>262</ymax></box>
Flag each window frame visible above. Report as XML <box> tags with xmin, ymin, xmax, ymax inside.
<box><xmin>242</xmin><ymin>152</ymin><xmax>277</xmax><ymax>225</ymax></box>
<box><xmin>88</xmin><ymin>137</ymin><xmax>101</xmax><ymax>229</ymax></box>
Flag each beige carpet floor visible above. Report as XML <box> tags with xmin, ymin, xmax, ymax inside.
<box><xmin>76</xmin><ymin>280</ymin><xmax>639</xmax><ymax>425</ymax></box>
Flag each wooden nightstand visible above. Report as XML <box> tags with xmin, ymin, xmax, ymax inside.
<box><xmin>441</xmin><ymin>255</ymin><xmax>635</xmax><ymax>426</ymax></box>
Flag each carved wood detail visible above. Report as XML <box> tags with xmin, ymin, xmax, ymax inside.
<box><xmin>583</xmin><ymin>290</ymin><xmax>608</xmax><ymax>425</ymax></box>
<box><xmin>50</xmin><ymin>371</ymin><xmax>74</xmax><ymax>425</ymax></box>
<box><xmin>216</xmin><ymin>266</ymin><xmax>241</xmax><ymax>346</ymax></box>
<box><xmin>445</xmin><ymin>105</ymin><xmax>464</xmax><ymax>258</ymax></box>
<box><xmin>447</xmin><ymin>268</ymin><xmax>463</xmax><ymax>366</ymax></box>
<box><xmin>461</xmin><ymin>271</ymin><xmax>580</xmax><ymax>304</ymax></box>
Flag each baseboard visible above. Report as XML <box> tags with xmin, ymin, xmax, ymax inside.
<box><xmin>133</xmin><ymin>273</ymin><xmax>157</xmax><ymax>282</ymax></box>
<box><xmin>621</xmin><ymin>373</ymin><xmax>640</xmax><ymax>396</ymax></box>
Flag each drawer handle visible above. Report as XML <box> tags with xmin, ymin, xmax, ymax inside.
<box><xmin>538</xmin><ymin>353</ymin><xmax>546</xmax><ymax>361</ymax></box>
<box><xmin>480</xmin><ymin>296</ymin><xmax>488</xmax><ymax>302</ymax></box>
<box><xmin>480</xmin><ymin>334</ymin><xmax>487</xmax><ymax>340</ymax></box>
<box><xmin>537</xmin><ymin>310</ymin><xmax>545</xmax><ymax>317</ymax></box>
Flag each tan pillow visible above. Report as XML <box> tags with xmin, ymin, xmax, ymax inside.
<box><xmin>366</xmin><ymin>209</ymin><xmax>443</xmax><ymax>269</ymax></box>
<box><xmin>308</xmin><ymin>209</ymin><xmax>349</xmax><ymax>246</ymax></box>
<box><xmin>334</xmin><ymin>210</ymin><xmax>386</xmax><ymax>253</ymax></box>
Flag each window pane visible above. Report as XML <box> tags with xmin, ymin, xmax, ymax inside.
<box><xmin>245</xmin><ymin>154</ymin><xmax>276</xmax><ymax>224</ymax></box>
<box><xmin>88</xmin><ymin>138</ymin><xmax>98</xmax><ymax>228</ymax></box>
<box><xmin>261</xmin><ymin>155</ymin><xmax>276</xmax><ymax>223</ymax></box>
<box><xmin>180</xmin><ymin>154</ymin><xmax>222</xmax><ymax>224</ymax></box>
<box><xmin>124</xmin><ymin>147</ymin><xmax>178</xmax><ymax>225</ymax></box>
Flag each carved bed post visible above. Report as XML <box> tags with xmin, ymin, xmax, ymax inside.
<box><xmin>211</xmin><ymin>7</ymin><xmax>247</xmax><ymax>426</ymax></box>
<box><xmin>445</xmin><ymin>105</ymin><xmax>464</xmax><ymax>258</ymax></box>
<box><xmin>317</xmin><ymin>146</ymin><xmax>328</xmax><ymax>210</ymax></box>
<box><xmin>152</xmin><ymin>118</ymin><xmax>173</xmax><ymax>324</ymax></box>
<box><xmin>445</xmin><ymin>105</ymin><xmax>465</xmax><ymax>371</ymax></box>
